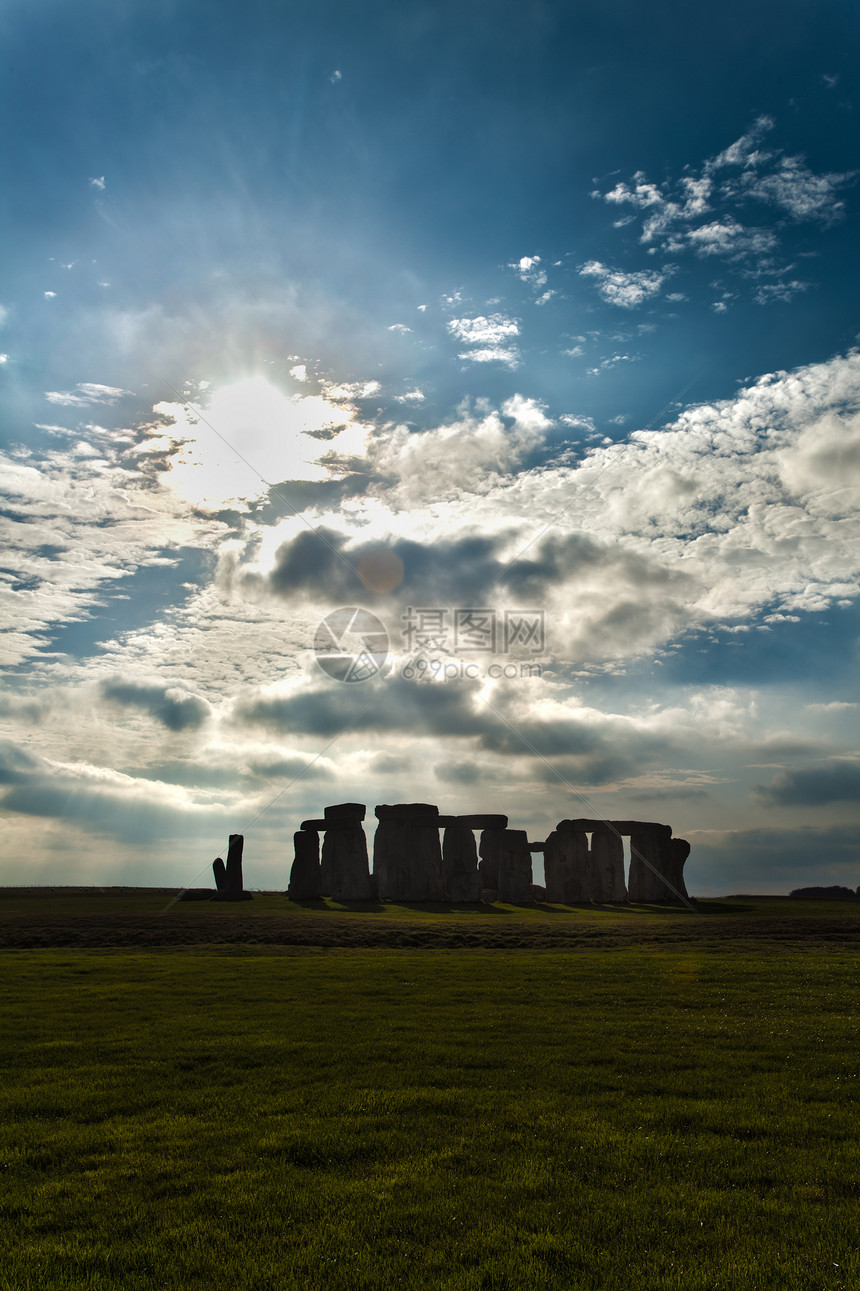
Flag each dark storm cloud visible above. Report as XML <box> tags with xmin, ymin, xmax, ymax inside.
<box><xmin>0</xmin><ymin>741</ymin><xmax>41</xmax><ymax>784</ymax></box>
<box><xmin>232</xmin><ymin>674</ymin><xmax>673</xmax><ymax>777</ymax></box>
<box><xmin>100</xmin><ymin>679</ymin><xmax>211</xmax><ymax>731</ymax></box>
<box><xmin>0</xmin><ymin>740</ymin><xmax>228</xmax><ymax>845</ymax></box>
<box><xmin>246</xmin><ymin>525</ymin><xmax>688</xmax><ymax>609</ymax></box>
<box><xmin>692</xmin><ymin>824</ymin><xmax>860</xmax><ymax>878</ymax></box>
<box><xmin>754</xmin><ymin>760</ymin><xmax>860</xmax><ymax>806</ymax></box>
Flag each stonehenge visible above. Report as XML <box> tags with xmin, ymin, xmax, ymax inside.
<box><xmin>286</xmin><ymin>805</ymin><xmax>693</xmax><ymax>905</ymax></box>
<box><xmin>211</xmin><ymin>833</ymin><xmax>253</xmax><ymax>901</ymax></box>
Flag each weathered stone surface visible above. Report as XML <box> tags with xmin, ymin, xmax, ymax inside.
<box><xmin>628</xmin><ymin>832</ymin><xmax>674</xmax><ymax>902</ymax></box>
<box><xmin>543</xmin><ymin>830</ymin><xmax>593</xmax><ymax>902</ymax></box>
<box><xmin>528</xmin><ymin>841</ymin><xmax>545</xmax><ymax>853</ymax></box>
<box><xmin>591</xmin><ymin>828</ymin><xmax>627</xmax><ymax>902</ymax></box>
<box><xmin>225</xmin><ymin>834</ymin><xmax>244</xmax><ymax>893</ymax></box>
<box><xmin>457</xmin><ymin>814</ymin><xmax>508</xmax><ymax>830</ymax></box>
<box><xmin>213</xmin><ymin>857</ymin><xmax>227</xmax><ymax>892</ymax></box>
<box><xmin>321</xmin><ymin>825</ymin><xmax>372</xmax><ymax>901</ymax></box>
<box><xmin>791</xmin><ymin>885</ymin><xmax>857</xmax><ymax>899</ymax></box>
<box><xmin>324</xmin><ymin>802</ymin><xmax>366</xmax><ymax>822</ymax></box>
<box><xmin>288</xmin><ymin>830</ymin><xmax>321</xmax><ymax>901</ymax></box>
<box><xmin>441</xmin><ymin>824</ymin><xmax>480</xmax><ymax>902</ymax></box>
<box><xmin>179</xmin><ymin>889</ymin><xmax>213</xmax><ymax>902</ymax></box>
<box><xmin>478</xmin><ymin>828</ymin><xmax>503</xmax><ymax>890</ymax></box>
<box><xmin>480</xmin><ymin>887</ymin><xmax>498</xmax><ymax>904</ymax></box>
<box><xmin>497</xmin><ymin>829</ymin><xmax>533</xmax><ymax>903</ymax></box>
<box><xmin>437</xmin><ymin>815</ymin><xmax>459</xmax><ymax>828</ymax></box>
<box><xmin>375</xmin><ymin>803</ymin><xmax>439</xmax><ymax>821</ymax></box>
<box><xmin>211</xmin><ymin>889</ymin><xmax>253</xmax><ymax>902</ymax></box>
<box><xmin>373</xmin><ymin>817</ymin><xmax>443</xmax><ymax>901</ymax></box>
<box><xmin>558</xmin><ymin>818</ymin><xmax>671</xmax><ymax>838</ymax></box>
<box><xmin>531</xmin><ymin>883</ymin><xmax>547</xmax><ymax>902</ymax></box>
<box><xmin>300</xmin><ymin>818</ymin><xmax>327</xmax><ymax>831</ymax></box>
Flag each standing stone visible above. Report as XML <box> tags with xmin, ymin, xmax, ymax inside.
<box><xmin>591</xmin><ymin>828</ymin><xmax>627</xmax><ymax>902</ymax></box>
<box><xmin>288</xmin><ymin>830</ymin><xmax>321</xmax><ymax>901</ymax></box>
<box><xmin>497</xmin><ymin>829</ymin><xmax>534</xmax><ymax>903</ymax></box>
<box><xmin>213</xmin><ymin>857</ymin><xmax>227</xmax><ymax>892</ymax></box>
<box><xmin>373</xmin><ymin>805</ymin><xmax>442</xmax><ymax>901</ymax></box>
<box><xmin>442</xmin><ymin>824</ymin><xmax>480</xmax><ymax>902</ymax></box>
<box><xmin>321</xmin><ymin>824</ymin><xmax>372</xmax><ymax>901</ymax></box>
<box><xmin>667</xmin><ymin>838</ymin><xmax>691</xmax><ymax>902</ymax></box>
<box><xmin>225</xmin><ymin>834</ymin><xmax>244</xmax><ymax>893</ymax></box>
<box><xmin>544</xmin><ymin>830</ymin><xmax>592</xmax><ymax>902</ymax></box>
<box><xmin>628</xmin><ymin>832</ymin><xmax>675</xmax><ymax>902</ymax></box>
<box><xmin>478</xmin><ymin>828</ymin><xmax>503</xmax><ymax>890</ymax></box>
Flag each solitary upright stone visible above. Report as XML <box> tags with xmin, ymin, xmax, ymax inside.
<box><xmin>543</xmin><ymin>830</ymin><xmax>592</xmax><ymax>902</ymax></box>
<box><xmin>591</xmin><ymin>828</ymin><xmax>627</xmax><ymax>902</ymax></box>
<box><xmin>322</xmin><ymin>824</ymin><xmax>372</xmax><ymax>901</ymax></box>
<box><xmin>497</xmin><ymin>829</ymin><xmax>533</xmax><ymax>903</ymax></box>
<box><xmin>628</xmin><ymin>832</ymin><xmax>675</xmax><ymax>901</ymax></box>
<box><xmin>213</xmin><ymin>857</ymin><xmax>227</xmax><ymax>892</ymax></box>
<box><xmin>226</xmin><ymin>834</ymin><xmax>244</xmax><ymax>893</ymax></box>
<box><xmin>288</xmin><ymin>830</ymin><xmax>321</xmax><ymax>901</ymax></box>
<box><xmin>442</xmin><ymin>824</ymin><xmax>480</xmax><ymax>902</ymax></box>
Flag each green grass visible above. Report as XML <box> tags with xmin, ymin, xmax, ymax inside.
<box><xmin>1</xmin><ymin>948</ymin><xmax>858</xmax><ymax>1289</ymax></box>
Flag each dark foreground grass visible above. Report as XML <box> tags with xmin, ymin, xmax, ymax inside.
<box><xmin>1</xmin><ymin>949</ymin><xmax>858</xmax><ymax>1290</ymax></box>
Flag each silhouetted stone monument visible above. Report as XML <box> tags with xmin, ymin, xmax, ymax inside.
<box><xmin>591</xmin><ymin>827</ymin><xmax>627</xmax><ymax>903</ymax></box>
<box><xmin>213</xmin><ymin>857</ymin><xmax>227</xmax><ymax>892</ymax></box>
<box><xmin>288</xmin><ymin>830</ymin><xmax>321</xmax><ymax>900</ymax></box>
<box><xmin>544</xmin><ymin>829</ymin><xmax>592</xmax><ymax>902</ymax></box>
<box><xmin>318</xmin><ymin>805</ymin><xmax>372</xmax><ymax>901</ymax></box>
<box><xmin>628</xmin><ymin>831</ymin><xmax>680</xmax><ymax>902</ymax></box>
<box><xmin>497</xmin><ymin>829</ymin><xmax>533</xmax><ymax>902</ymax></box>
<box><xmin>212</xmin><ymin>833</ymin><xmax>253</xmax><ymax>901</ymax></box>
<box><xmin>441</xmin><ymin>822</ymin><xmax>481</xmax><ymax>902</ymax></box>
<box><xmin>226</xmin><ymin>833</ymin><xmax>244</xmax><ymax>892</ymax></box>
<box><xmin>374</xmin><ymin>804</ymin><xmax>442</xmax><ymax>901</ymax></box>
<box><xmin>478</xmin><ymin>828</ymin><xmax>503</xmax><ymax>890</ymax></box>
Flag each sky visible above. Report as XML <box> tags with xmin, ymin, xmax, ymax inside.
<box><xmin>0</xmin><ymin>0</ymin><xmax>858</xmax><ymax>895</ymax></box>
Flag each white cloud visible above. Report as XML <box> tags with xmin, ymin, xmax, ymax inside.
<box><xmin>89</xmin><ymin>176</ymin><xmax>106</xmax><ymax>190</ymax></box>
<box><xmin>590</xmin><ymin>114</ymin><xmax>855</xmax><ymax>299</ymax></box>
<box><xmin>289</xmin><ymin>364</ymin><xmax>309</xmax><ymax>382</ymax></box>
<box><xmin>45</xmin><ymin>383</ymin><xmax>130</xmax><ymax>406</ymax></box>
<box><xmin>329</xmin><ymin>69</ymin><xmax>342</xmax><ymax>83</ymax></box>
<box><xmin>510</xmin><ymin>254</ymin><xmax>547</xmax><ymax>288</ymax></box>
<box><xmin>394</xmin><ymin>389</ymin><xmax>425</xmax><ymax>404</ymax></box>
<box><xmin>387</xmin><ymin>324</ymin><xmax>413</xmax><ymax>334</ymax></box>
<box><xmin>44</xmin><ymin>291</ymin><xmax>56</xmax><ymax>299</ymax></box>
<box><xmin>753</xmin><ymin>280</ymin><xmax>809</xmax><ymax>305</ymax></box>
<box><xmin>447</xmin><ymin>313</ymin><xmax>520</xmax><ymax>367</ymax></box>
<box><xmin>686</xmin><ymin>218</ymin><xmax>777</xmax><ymax>258</ymax></box>
<box><xmin>726</xmin><ymin>155</ymin><xmax>856</xmax><ymax>224</ymax></box>
<box><xmin>579</xmin><ymin>261</ymin><xmax>666</xmax><ymax>308</ymax></box>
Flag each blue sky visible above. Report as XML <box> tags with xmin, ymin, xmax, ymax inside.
<box><xmin>1</xmin><ymin>0</ymin><xmax>858</xmax><ymax>893</ymax></box>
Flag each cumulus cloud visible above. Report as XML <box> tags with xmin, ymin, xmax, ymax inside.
<box><xmin>590</xmin><ymin>114</ymin><xmax>855</xmax><ymax>299</ymax></box>
<box><xmin>447</xmin><ymin>314</ymin><xmax>520</xmax><ymax>366</ymax></box>
<box><xmin>579</xmin><ymin>261</ymin><xmax>666</xmax><ymax>308</ymax></box>
<box><xmin>100</xmin><ymin>678</ymin><xmax>212</xmax><ymax>730</ymax></box>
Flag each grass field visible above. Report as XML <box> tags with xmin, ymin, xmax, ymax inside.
<box><xmin>1</xmin><ymin>894</ymin><xmax>859</xmax><ymax>1288</ymax></box>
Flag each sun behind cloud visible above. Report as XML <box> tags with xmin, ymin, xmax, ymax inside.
<box><xmin>155</xmin><ymin>375</ymin><xmax>370</xmax><ymax>508</ymax></box>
